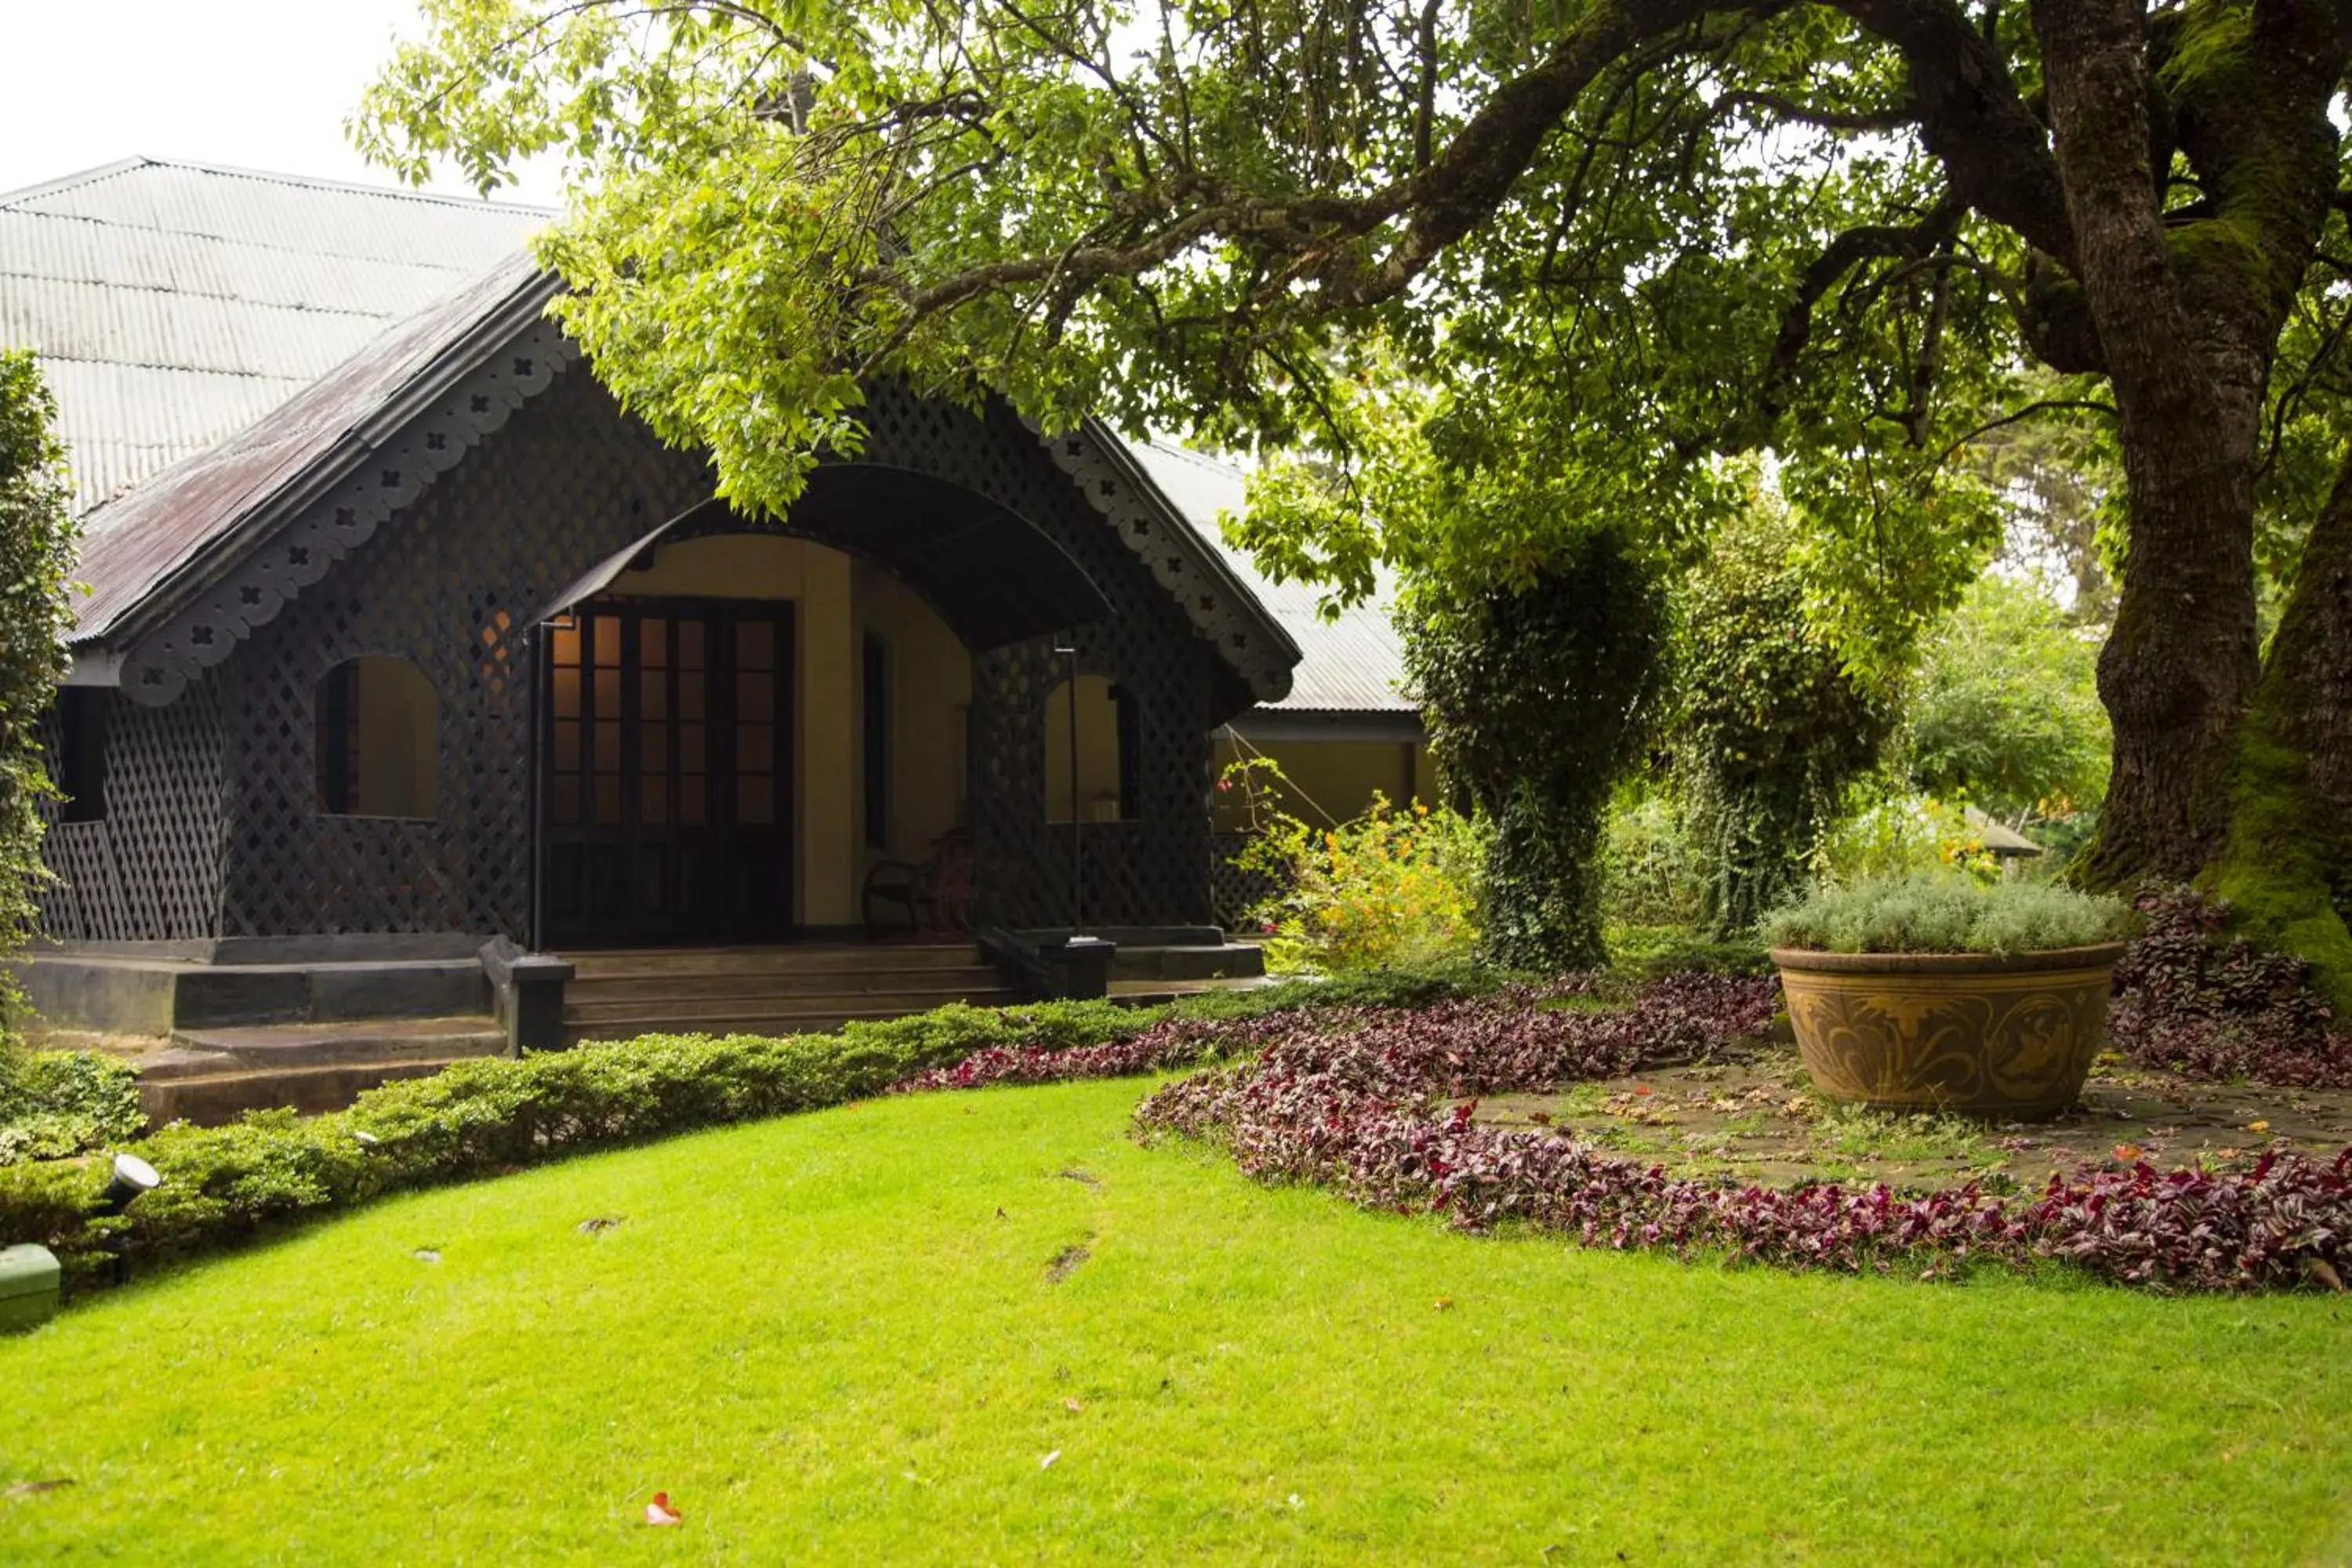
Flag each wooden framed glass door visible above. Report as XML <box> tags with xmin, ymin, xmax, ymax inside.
<box><xmin>542</xmin><ymin>598</ymin><xmax>794</xmax><ymax>945</ymax></box>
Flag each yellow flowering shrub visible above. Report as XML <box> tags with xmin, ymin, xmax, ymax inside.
<box><xmin>1221</xmin><ymin>759</ymin><xmax>1485</xmax><ymax>972</ymax></box>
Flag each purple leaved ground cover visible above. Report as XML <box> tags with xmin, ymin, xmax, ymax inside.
<box><xmin>2108</xmin><ymin>885</ymin><xmax>2352</xmax><ymax>1089</ymax></box>
<box><xmin>896</xmin><ymin>967</ymin><xmax>2352</xmax><ymax>1292</ymax></box>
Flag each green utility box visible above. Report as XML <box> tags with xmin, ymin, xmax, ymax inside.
<box><xmin>0</xmin><ymin>1243</ymin><xmax>61</xmax><ymax>1333</ymax></box>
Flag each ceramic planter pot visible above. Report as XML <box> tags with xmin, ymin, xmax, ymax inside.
<box><xmin>1770</xmin><ymin>943</ymin><xmax>2128</xmax><ymax>1120</ymax></box>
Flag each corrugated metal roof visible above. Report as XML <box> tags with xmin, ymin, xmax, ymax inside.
<box><xmin>70</xmin><ymin>254</ymin><xmax>555</xmax><ymax>643</ymax></box>
<box><xmin>1</xmin><ymin>157</ymin><xmax>547</xmax><ymax>513</ymax></box>
<box><xmin>1129</xmin><ymin>441</ymin><xmax>1412</xmax><ymax>714</ymax></box>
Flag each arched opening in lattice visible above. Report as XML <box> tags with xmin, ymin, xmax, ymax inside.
<box><xmin>1044</xmin><ymin>674</ymin><xmax>1138</xmax><ymax>823</ymax></box>
<box><xmin>315</xmin><ymin>656</ymin><xmax>439</xmax><ymax>819</ymax></box>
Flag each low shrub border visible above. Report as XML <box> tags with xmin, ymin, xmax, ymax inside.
<box><xmin>0</xmin><ymin>971</ymin><xmax>1481</xmax><ymax>1294</ymax></box>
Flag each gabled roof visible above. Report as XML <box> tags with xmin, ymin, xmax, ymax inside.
<box><xmin>71</xmin><ymin>255</ymin><xmax>562</xmax><ymax>646</ymax></box>
<box><xmin>1131</xmin><ymin>441</ymin><xmax>1412</xmax><ymax>715</ymax></box>
<box><xmin>11</xmin><ymin>158</ymin><xmax>1301</xmax><ymax>707</ymax></box>
<box><xmin>0</xmin><ymin>157</ymin><xmax>548</xmax><ymax>513</ymax></box>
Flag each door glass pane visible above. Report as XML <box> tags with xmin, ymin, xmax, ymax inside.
<box><xmin>680</xmin><ymin>777</ymin><xmax>706</xmax><ymax>826</ymax></box>
<box><xmin>680</xmin><ymin>724</ymin><xmax>705</xmax><ymax>771</ymax></box>
<box><xmin>680</xmin><ymin>673</ymin><xmax>706</xmax><ymax>721</ymax></box>
<box><xmin>593</xmin><ymin>616</ymin><xmax>622</xmax><ymax>667</ymax></box>
<box><xmin>640</xmin><ymin>618</ymin><xmax>667</xmax><ymax>669</ymax></box>
<box><xmin>738</xmin><ymin>723</ymin><xmax>772</xmax><ymax>772</ymax></box>
<box><xmin>554</xmin><ymin>720</ymin><xmax>579</xmax><ymax>771</ymax></box>
<box><xmin>739</xmin><ymin>672</ymin><xmax>774</xmax><ymax>718</ymax></box>
<box><xmin>593</xmin><ymin>775</ymin><xmax>622</xmax><ymax>824</ymax></box>
<box><xmin>551</xmin><ymin>665</ymin><xmax>581</xmax><ymax>720</ymax></box>
<box><xmin>550</xmin><ymin>623</ymin><xmax>581</xmax><ymax>670</ymax></box>
<box><xmin>678</xmin><ymin>619</ymin><xmax>705</xmax><ymax>670</ymax></box>
<box><xmin>641</xmin><ymin>774</ymin><xmax>669</xmax><ymax>824</ymax></box>
<box><xmin>738</xmin><ymin>773</ymin><xmax>773</xmax><ymax>826</ymax></box>
<box><xmin>553</xmin><ymin>777</ymin><xmax>580</xmax><ymax>824</ymax></box>
<box><xmin>641</xmin><ymin>670</ymin><xmax>668</xmax><ymax>720</ymax></box>
<box><xmin>737</xmin><ymin>619</ymin><xmax>774</xmax><ymax>670</ymax></box>
<box><xmin>641</xmin><ymin>725</ymin><xmax>669</xmax><ymax>770</ymax></box>
<box><xmin>593</xmin><ymin>668</ymin><xmax>621</xmax><ymax>719</ymax></box>
<box><xmin>593</xmin><ymin>720</ymin><xmax>621</xmax><ymax>772</ymax></box>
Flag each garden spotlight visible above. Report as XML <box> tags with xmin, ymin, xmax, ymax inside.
<box><xmin>99</xmin><ymin>1152</ymin><xmax>162</xmax><ymax>1216</ymax></box>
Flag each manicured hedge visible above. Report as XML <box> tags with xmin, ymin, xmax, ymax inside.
<box><xmin>0</xmin><ymin>971</ymin><xmax>1479</xmax><ymax>1293</ymax></box>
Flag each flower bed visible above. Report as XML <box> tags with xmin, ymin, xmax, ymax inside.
<box><xmin>891</xmin><ymin>975</ymin><xmax>2352</xmax><ymax>1293</ymax></box>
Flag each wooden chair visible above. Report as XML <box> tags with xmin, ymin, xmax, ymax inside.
<box><xmin>862</xmin><ymin>830</ymin><xmax>975</xmax><ymax>936</ymax></box>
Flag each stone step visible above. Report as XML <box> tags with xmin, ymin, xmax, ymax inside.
<box><xmin>560</xmin><ymin>944</ymin><xmax>988</xmax><ymax>980</ymax></box>
<box><xmin>563</xmin><ymin>990</ymin><xmax>1023</xmax><ymax>1032</ymax></box>
<box><xmin>166</xmin><ymin>1016</ymin><xmax>508</xmax><ymax>1071</ymax></box>
<box><xmin>1108</xmin><ymin>942</ymin><xmax>1266</xmax><ymax>982</ymax></box>
<box><xmin>564</xmin><ymin>964</ymin><xmax>1006</xmax><ymax>1003</ymax></box>
<box><xmin>136</xmin><ymin>1056</ymin><xmax>494</xmax><ymax>1127</ymax></box>
<box><xmin>172</xmin><ymin>960</ymin><xmax>492</xmax><ymax>1029</ymax></box>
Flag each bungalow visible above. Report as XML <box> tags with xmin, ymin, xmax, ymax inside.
<box><xmin>1</xmin><ymin>158</ymin><xmax>1424</xmax><ymax>1098</ymax></box>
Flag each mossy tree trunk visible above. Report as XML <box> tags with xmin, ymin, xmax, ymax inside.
<box><xmin>2211</xmin><ymin>460</ymin><xmax>2352</xmax><ymax>1008</ymax></box>
<box><xmin>2032</xmin><ymin>0</ymin><xmax>2350</xmax><ymax>987</ymax></box>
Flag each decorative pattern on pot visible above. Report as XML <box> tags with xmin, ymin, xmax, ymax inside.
<box><xmin>1772</xmin><ymin>945</ymin><xmax>2127</xmax><ymax>1120</ymax></box>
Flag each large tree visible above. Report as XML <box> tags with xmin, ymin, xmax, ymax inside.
<box><xmin>361</xmin><ymin>0</ymin><xmax>2352</xmax><ymax>991</ymax></box>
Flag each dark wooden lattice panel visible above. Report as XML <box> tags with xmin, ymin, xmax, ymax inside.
<box><xmin>833</xmin><ymin>387</ymin><xmax>1243</xmax><ymax>929</ymax></box>
<box><xmin>217</xmin><ymin>368</ymin><xmax>717</xmax><ymax>938</ymax></box>
<box><xmin>188</xmin><ymin>365</ymin><xmax>1246</xmax><ymax>939</ymax></box>
<box><xmin>34</xmin><ymin>679</ymin><xmax>228</xmax><ymax>941</ymax></box>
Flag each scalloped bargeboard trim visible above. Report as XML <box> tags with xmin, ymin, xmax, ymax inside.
<box><xmin>117</xmin><ymin>322</ymin><xmax>579</xmax><ymax>707</ymax></box>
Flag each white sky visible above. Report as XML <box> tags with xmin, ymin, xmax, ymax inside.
<box><xmin>0</xmin><ymin>0</ymin><xmax>562</xmax><ymax>205</ymax></box>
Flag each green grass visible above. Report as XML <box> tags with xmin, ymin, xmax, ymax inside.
<box><xmin>5</xmin><ymin>1080</ymin><xmax>2350</xmax><ymax>1565</ymax></box>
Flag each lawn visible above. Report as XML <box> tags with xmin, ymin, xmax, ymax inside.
<box><xmin>4</xmin><ymin>1076</ymin><xmax>2349</xmax><ymax>1566</ymax></box>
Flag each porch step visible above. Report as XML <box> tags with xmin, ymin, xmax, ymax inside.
<box><xmin>136</xmin><ymin>1016</ymin><xmax>508</xmax><ymax>1126</ymax></box>
<box><xmin>563</xmin><ymin>964</ymin><xmax>1006</xmax><ymax>1002</ymax></box>
<box><xmin>555</xmin><ymin>943</ymin><xmax>1020</xmax><ymax>1043</ymax></box>
<box><xmin>564</xmin><ymin>943</ymin><xmax>985</xmax><ymax>979</ymax></box>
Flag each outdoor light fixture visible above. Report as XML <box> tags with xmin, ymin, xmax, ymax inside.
<box><xmin>97</xmin><ymin>1152</ymin><xmax>161</xmax><ymax>1217</ymax></box>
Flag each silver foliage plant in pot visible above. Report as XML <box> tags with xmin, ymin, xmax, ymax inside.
<box><xmin>1761</xmin><ymin>876</ymin><xmax>2140</xmax><ymax>1120</ymax></box>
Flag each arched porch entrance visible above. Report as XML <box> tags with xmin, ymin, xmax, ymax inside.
<box><xmin>533</xmin><ymin>469</ymin><xmax>1114</xmax><ymax>946</ymax></box>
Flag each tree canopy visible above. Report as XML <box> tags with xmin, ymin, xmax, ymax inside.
<box><xmin>359</xmin><ymin>0</ymin><xmax>2352</xmax><ymax>990</ymax></box>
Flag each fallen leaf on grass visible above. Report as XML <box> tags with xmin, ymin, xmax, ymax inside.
<box><xmin>1040</xmin><ymin>1451</ymin><xmax>1062</xmax><ymax>1471</ymax></box>
<box><xmin>4</xmin><ymin>1479</ymin><xmax>73</xmax><ymax>1498</ymax></box>
<box><xmin>1434</xmin><ymin>1298</ymin><xmax>1454</xmax><ymax>1312</ymax></box>
<box><xmin>644</xmin><ymin>1492</ymin><xmax>682</xmax><ymax>1526</ymax></box>
<box><xmin>576</xmin><ymin>1216</ymin><xmax>622</xmax><ymax>1236</ymax></box>
<box><xmin>1063</xmin><ymin>1397</ymin><xmax>1084</xmax><ymax>1413</ymax></box>
<box><xmin>2113</xmin><ymin>1143</ymin><xmax>2143</xmax><ymax>1163</ymax></box>
<box><xmin>2248</xmin><ymin>1120</ymin><xmax>2271</xmax><ymax>1134</ymax></box>
<box><xmin>1526</xmin><ymin>1110</ymin><xmax>1553</xmax><ymax>1127</ymax></box>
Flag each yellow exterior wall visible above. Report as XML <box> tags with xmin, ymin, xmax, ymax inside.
<box><xmin>1212</xmin><ymin>732</ymin><xmax>1432</xmax><ymax>831</ymax></box>
<box><xmin>855</xmin><ymin>563</ymin><xmax>973</xmax><ymax>871</ymax></box>
<box><xmin>1043</xmin><ymin>674</ymin><xmax>1127</xmax><ymax>822</ymax></box>
<box><xmin>608</xmin><ymin>533</ymin><xmax>973</xmax><ymax>924</ymax></box>
<box><xmin>350</xmin><ymin>656</ymin><xmax>437</xmax><ymax>818</ymax></box>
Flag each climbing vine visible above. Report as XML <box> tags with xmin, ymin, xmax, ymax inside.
<box><xmin>0</xmin><ymin>353</ymin><xmax>79</xmax><ymax>1052</ymax></box>
<box><xmin>1402</xmin><ymin>526</ymin><xmax>1669</xmax><ymax>970</ymax></box>
<box><xmin>1671</xmin><ymin>512</ymin><xmax>1891</xmax><ymax>935</ymax></box>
